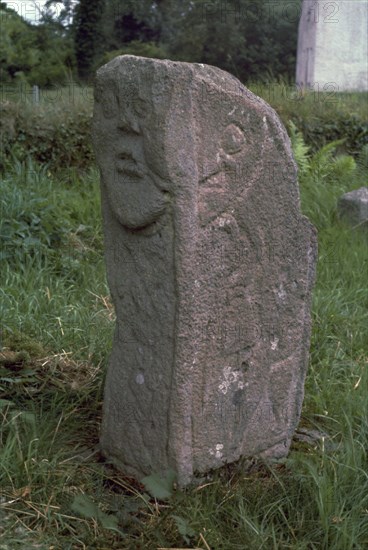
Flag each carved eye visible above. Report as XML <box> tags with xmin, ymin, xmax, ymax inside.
<box><xmin>221</xmin><ymin>124</ymin><xmax>246</xmax><ymax>155</ymax></box>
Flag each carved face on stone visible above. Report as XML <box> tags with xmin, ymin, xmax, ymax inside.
<box><xmin>93</xmin><ymin>59</ymin><xmax>171</xmax><ymax>231</ymax></box>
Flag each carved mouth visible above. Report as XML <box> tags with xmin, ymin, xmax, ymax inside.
<box><xmin>115</xmin><ymin>152</ymin><xmax>143</xmax><ymax>177</ymax></box>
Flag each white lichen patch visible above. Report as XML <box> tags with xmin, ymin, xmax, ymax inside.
<box><xmin>209</xmin><ymin>443</ymin><xmax>224</xmax><ymax>459</ymax></box>
<box><xmin>277</xmin><ymin>283</ymin><xmax>287</xmax><ymax>301</ymax></box>
<box><xmin>271</xmin><ymin>337</ymin><xmax>279</xmax><ymax>350</ymax></box>
<box><xmin>219</xmin><ymin>366</ymin><xmax>245</xmax><ymax>394</ymax></box>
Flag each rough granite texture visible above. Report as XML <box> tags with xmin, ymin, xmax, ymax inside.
<box><xmin>338</xmin><ymin>187</ymin><xmax>368</xmax><ymax>228</ymax></box>
<box><xmin>296</xmin><ymin>0</ymin><xmax>368</xmax><ymax>91</ymax></box>
<box><xmin>92</xmin><ymin>55</ymin><xmax>318</xmax><ymax>486</ymax></box>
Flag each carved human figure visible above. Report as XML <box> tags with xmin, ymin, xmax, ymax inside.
<box><xmin>93</xmin><ymin>68</ymin><xmax>171</xmax><ymax>233</ymax></box>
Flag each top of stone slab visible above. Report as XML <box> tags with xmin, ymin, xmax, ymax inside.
<box><xmin>93</xmin><ymin>54</ymin><xmax>281</xmax><ymax>129</ymax></box>
<box><xmin>93</xmin><ymin>55</ymin><xmax>297</xmax><ymax>231</ymax></box>
<box><xmin>95</xmin><ymin>54</ymin><xmax>257</xmax><ymax>94</ymax></box>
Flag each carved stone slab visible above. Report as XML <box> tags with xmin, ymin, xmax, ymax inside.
<box><xmin>296</xmin><ymin>0</ymin><xmax>368</xmax><ymax>91</ymax></box>
<box><xmin>93</xmin><ymin>55</ymin><xmax>317</xmax><ymax>486</ymax></box>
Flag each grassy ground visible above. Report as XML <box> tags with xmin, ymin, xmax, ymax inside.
<box><xmin>1</xmin><ymin>82</ymin><xmax>94</xmax><ymax>108</ymax></box>
<box><xmin>249</xmin><ymin>81</ymin><xmax>368</xmax><ymax>121</ymax></box>
<box><xmin>1</xmin><ymin>128</ymin><xmax>367</xmax><ymax>547</ymax></box>
<box><xmin>1</xmin><ymin>80</ymin><xmax>367</xmax><ymax>117</ymax></box>
<box><xmin>2</xmin><ymin>82</ymin><xmax>367</xmax><ymax>130</ymax></box>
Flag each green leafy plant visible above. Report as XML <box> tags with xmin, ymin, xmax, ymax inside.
<box><xmin>71</xmin><ymin>494</ymin><xmax>124</xmax><ymax>535</ymax></box>
<box><xmin>142</xmin><ymin>469</ymin><xmax>177</xmax><ymax>500</ymax></box>
<box><xmin>289</xmin><ymin>123</ymin><xmax>360</xmax><ymax>231</ymax></box>
<box><xmin>171</xmin><ymin>514</ymin><xmax>196</xmax><ymax>544</ymax></box>
<box><xmin>0</xmin><ymin>99</ymin><xmax>94</xmax><ymax>172</ymax></box>
<box><xmin>289</xmin><ymin>120</ymin><xmax>311</xmax><ymax>177</ymax></box>
<box><xmin>290</xmin><ymin>121</ymin><xmax>357</xmax><ymax>182</ymax></box>
<box><xmin>297</xmin><ymin>114</ymin><xmax>368</xmax><ymax>158</ymax></box>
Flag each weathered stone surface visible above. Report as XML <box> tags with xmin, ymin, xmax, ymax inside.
<box><xmin>338</xmin><ymin>187</ymin><xmax>368</xmax><ymax>227</ymax></box>
<box><xmin>296</xmin><ymin>0</ymin><xmax>368</xmax><ymax>91</ymax></box>
<box><xmin>93</xmin><ymin>55</ymin><xmax>317</xmax><ymax>486</ymax></box>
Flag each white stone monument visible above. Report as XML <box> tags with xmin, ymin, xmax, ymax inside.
<box><xmin>296</xmin><ymin>0</ymin><xmax>368</xmax><ymax>91</ymax></box>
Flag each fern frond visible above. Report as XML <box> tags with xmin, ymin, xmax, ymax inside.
<box><xmin>309</xmin><ymin>139</ymin><xmax>346</xmax><ymax>181</ymax></box>
<box><xmin>356</xmin><ymin>144</ymin><xmax>368</xmax><ymax>174</ymax></box>
<box><xmin>331</xmin><ymin>155</ymin><xmax>356</xmax><ymax>180</ymax></box>
<box><xmin>288</xmin><ymin>121</ymin><xmax>310</xmax><ymax>177</ymax></box>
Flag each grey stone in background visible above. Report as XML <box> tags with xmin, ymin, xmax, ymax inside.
<box><xmin>338</xmin><ymin>187</ymin><xmax>368</xmax><ymax>228</ymax></box>
<box><xmin>32</xmin><ymin>85</ymin><xmax>40</xmax><ymax>104</ymax></box>
<box><xmin>296</xmin><ymin>0</ymin><xmax>368</xmax><ymax>92</ymax></box>
<box><xmin>93</xmin><ymin>55</ymin><xmax>317</xmax><ymax>487</ymax></box>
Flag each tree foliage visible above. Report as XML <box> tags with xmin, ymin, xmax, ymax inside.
<box><xmin>74</xmin><ymin>0</ymin><xmax>105</xmax><ymax>79</ymax></box>
<box><xmin>0</xmin><ymin>2</ymin><xmax>74</xmax><ymax>86</ymax></box>
<box><xmin>0</xmin><ymin>4</ymin><xmax>40</xmax><ymax>81</ymax></box>
<box><xmin>1</xmin><ymin>0</ymin><xmax>303</xmax><ymax>85</ymax></box>
<box><xmin>79</xmin><ymin>0</ymin><xmax>302</xmax><ymax>82</ymax></box>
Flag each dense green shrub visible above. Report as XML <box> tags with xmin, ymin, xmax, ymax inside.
<box><xmin>0</xmin><ymin>3</ymin><xmax>75</xmax><ymax>87</ymax></box>
<box><xmin>0</xmin><ymin>162</ymin><xmax>71</xmax><ymax>264</ymax></box>
<box><xmin>292</xmin><ymin>114</ymin><xmax>368</xmax><ymax>158</ymax></box>
<box><xmin>0</xmin><ymin>160</ymin><xmax>102</xmax><ymax>276</ymax></box>
<box><xmin>249</xmin><ymin>83</ymin><xmax>368</xmax><ymax>157</ymax></box>
<box><xmin>1</xmin><ymin>84</ymin><xmax>367</xmax><ymax>173</ymax></box>
<box><xmin>0</xmin><ymin>98</ymin><xmax>94</xmax><ymax>172</ymax></box>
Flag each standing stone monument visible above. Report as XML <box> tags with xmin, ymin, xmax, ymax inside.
<box><xmin>296</xmin><ymin>0</ymin><xmax>368</xmax><ymax>91</ymax></box>
<box><xmin>93</xmin><ymin>55</ymin><xmax>317</xmax><ymax>487</ymax></box>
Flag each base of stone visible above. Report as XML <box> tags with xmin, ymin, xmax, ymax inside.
<box><xmin>99</xmin><ymin>435</ymin><xmax>294</xmax><ymax>489</ymax></box>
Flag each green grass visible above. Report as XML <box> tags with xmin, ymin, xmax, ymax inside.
<box><xmin>0</xmin><ymin>134</ymin><xmax>367</xmax><ymax>548</ymax></box>
<box><xmin>1</xmin><ymin>82</ymin><xmax>94</xmax><ymax>109</ymax></box>
<box><xmin>249</xmin><ymin>81</ymin><xmax>368</xmax><ymax>122</ymax></box>
<box><xmin>3</xmin><ymin>82</ymin><xmax>367</xmax><ymax>123</ymax></box>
